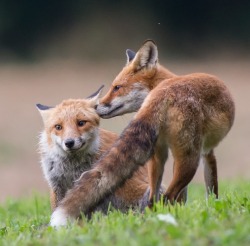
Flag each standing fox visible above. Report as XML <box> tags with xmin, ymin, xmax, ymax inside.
<box><xmin>36</xmin><ymin>89</ymin><xmax>150</xmax><ymax>215</ymax></box>
<box><xmin>50</xmin><ymin>40</ymin><xmax>235</xmax><ymax>227</ymax></box>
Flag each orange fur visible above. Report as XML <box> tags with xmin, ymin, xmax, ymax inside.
<box><xmin>97</xmin><ymin>40</ymin><xmax>235</xmax><ymax>205</ymax></box>
<box><xmin>37</xmin><ymin>97</ymin><xmax>149</xmax><ymax>212</ymax></box>
<box><xmin>50</xmin><ymin>189</ymin><xmax>57</xmax><ymax>210</ymax></box>
<box><xmin>49</xmin><ymin>40</ymin><xmax>235</xmax><ymax>227</ymax></box>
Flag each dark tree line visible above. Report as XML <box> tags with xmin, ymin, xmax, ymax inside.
<box><xmin>0</xmin><ymin>0</ymin><xmax>249</xmax><ymax>59</ymax></box>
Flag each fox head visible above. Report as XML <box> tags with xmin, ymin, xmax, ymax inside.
<box><xmin>37</xmin><ymin>86</ymin><xmax>103</xmax><ymax>153</ymax></box>
<box><xmin>96</xmin><ymin>40</ymin><xmax>159</xmax><ymax>118</ymax></box>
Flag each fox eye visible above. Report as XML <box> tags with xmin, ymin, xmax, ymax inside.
<box><xmin>113</xmin><ymin>85</ymin><xmax>122</xmax><ymax>93</ymax></box>
<box><xmin>78</xmin><ymin>120</ymin><xmax>86</xmax><ymax>127</ymax></box>
<box><xmin>55</xmin><ymin>124</ymin><xmax>62</xmax><ymax>130</ymax></box>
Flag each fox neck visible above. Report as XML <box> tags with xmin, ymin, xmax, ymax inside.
<box><xmin>149</xmin><ymin>64</ymin><xmax>176</xmax><ymax>90</ymax></box>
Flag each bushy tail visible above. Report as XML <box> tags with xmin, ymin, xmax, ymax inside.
<box><xmin>59</xmin><ymin>117</ymin><xmax>159</xmax><ymax>219</ymax></box>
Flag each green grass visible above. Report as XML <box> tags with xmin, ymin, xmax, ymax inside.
<box><xmin>0</xmin><ymin>181</ymin><xmax>250</xmax><ymax>246</ymax></box>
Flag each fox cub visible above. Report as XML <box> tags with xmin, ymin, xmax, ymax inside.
<box><xmin>96</xmin><ymin>40</ymin><xmax>235</xmax><ymax>205</ymax></box>
<box><xmin>36</xmin><ymin>88</ymin><xmax>150</xmax><ymax>214</ymax></box>
<box><xmin>50</xmin><ymin>40</ymin><xmax>234</xmax><ymax>227</ymax></box>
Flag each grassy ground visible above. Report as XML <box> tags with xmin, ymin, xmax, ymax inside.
<box><xmin>0</xmin><ymin>181</ymin><xmax>250</xmax><ymax>246</ymax></box>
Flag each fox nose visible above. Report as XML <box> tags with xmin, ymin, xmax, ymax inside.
<box><xmin>65</xmin><ymin>139</ymin><xmax>75</xmax><ymax>149</ymax></box>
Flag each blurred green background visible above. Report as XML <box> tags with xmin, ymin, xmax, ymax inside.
<box><xmin>0</xmin><ymin>0</ymin><xmax>249</xmax><ymax>202</ymax></box>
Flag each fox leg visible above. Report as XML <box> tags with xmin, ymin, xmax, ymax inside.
<box><xmin>50</xmin><ymin>189</ymin><xmax>57</xmax><ymax>211</ymax></box>
<box><xmin>164</xmin><ymin>152</ymin><xmax>200</xmax><ymax>204</ymax></box>
<box><xmin>203</xmin><ymin>149</ymin><xmax>218</xmax><ymax>198</ymax></box>
<box><xmin>147</xmin><ymin>157</ymin><xmax>164</xmax><ymax>207</ymax></box>
<box><xmin>176</xmin><ymin>186</ymin><xmax>188</xmax><ymax>203</ymax></box>
<box><xmin>148</xmin><ymin>145</ymin><xmax>168</xmax><ymax>208</ymax></box>
<box><xmin>50</xmin><ymin>188</ymin><xmax>66</xmax><ymax>211</ymax></box>
<box><xmin>173</xmin><ymin>161</ymin><xmax>188</xmax><ymax>203</ymax></box>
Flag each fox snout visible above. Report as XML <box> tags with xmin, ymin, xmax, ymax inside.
<box><xmin>63</xmin><ymin>138</ymin><xmax>85</xmax><ymax>152</ymax></box>
<box><xmin>64</xmin><ymin>139</ymin><xmax>75</xmax><ymax>149</ymax></box>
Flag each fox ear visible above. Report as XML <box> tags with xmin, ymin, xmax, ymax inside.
<box><xmin>126</xmin><ymin>49</ymin><xmax>136</xmax><ymax>64</ymax></box>
<box><xmin>36</xmin><ymin>103</ymin><xmax>54</xmax><ymax>123</ymax></box>
<box><xmin>132</xmin><ymin>40</ymin><xmax>158</xmax><ymax>71</ymax></box>
<box><xmin>36</xmin><ymin>104</ymin><xmax>53</xmax><ymax>111</ymax></box>
<box><xmin>86</xmin><ymin>85</ymin><xmax>104</xmax><ymax>99</ymax></box>
<box><xmin>87</xmin><ymin>85</ymin><xmax>104</xmax><ymax>107</ymax></box>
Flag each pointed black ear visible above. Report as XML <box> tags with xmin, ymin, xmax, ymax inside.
<box><xmin>87</xmin><ymin>85</ymin><xmax>104</xmax><ymax>99</ymax></box>
<box><xmin>36</xmin><ymin>103</ymin><xmax>53</xmax><ymax>110</ymax></box>
<box><xmin>36</xmin><ymin>103</ymin><xmax>54</xmax><ymax>123</ymax></box>
<box><xmin>126</xmin><ymin>49</ymin><xmax>136</xmax><ymax>64</ymax></box>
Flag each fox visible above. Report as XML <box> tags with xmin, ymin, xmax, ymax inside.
<box><xmin>50</xmin><ymin>40</ymin><xmax>235</xmax><ymax>227</ymax></box>
<box><xmin>36</xmin><ymin>87</ymin><xmax>151</xmax><ymax>215</ymax></box>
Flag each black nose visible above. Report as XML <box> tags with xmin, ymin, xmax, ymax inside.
<box><xmin>65</xmin><ymin>139</ymin><xmax>75</xmax><ymax>149</ymax></box>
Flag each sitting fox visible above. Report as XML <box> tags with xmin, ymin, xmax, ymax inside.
<box><xmin>36</xmin><ymin>89</ymin><xmax>151</xmax><ymax>215</ymax></box>
<box><xmin>50</xmin><ymin>40</ymin><xmax>235</xmax><ymax>227</ymax></box>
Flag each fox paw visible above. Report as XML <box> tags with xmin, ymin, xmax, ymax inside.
<box><xmin>147</xmin><ymin>200</ymin><xmax>154</xmax><ymax>209</ymax></box>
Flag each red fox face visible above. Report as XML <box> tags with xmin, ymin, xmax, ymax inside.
<box><xmin>96</xmin><ymin>40</ymin><xmax>158</xmax><ymax>118</ymax></box>
<box><xmin>37</xmin><ymin>87</ymin><xmax>103</xmax><ymax>153</ymax></box>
